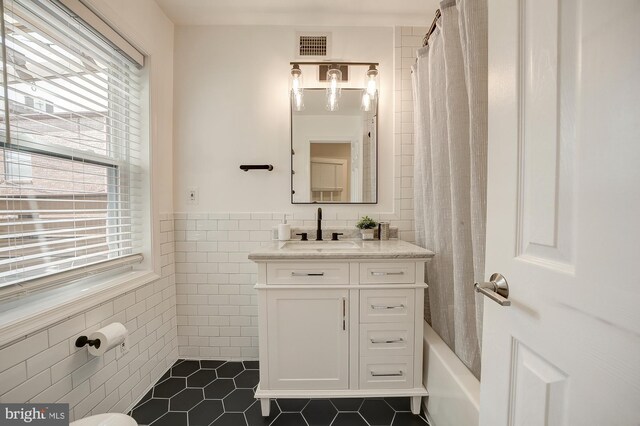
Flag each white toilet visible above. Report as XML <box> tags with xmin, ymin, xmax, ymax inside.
<box><xmin>70</xmin><ymin>413</ymin><xmax>137</xmax><ymax>426</ymax></box>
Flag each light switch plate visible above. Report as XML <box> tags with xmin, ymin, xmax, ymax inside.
<box><xmin>187</xmin><ymin>187</ymin><xmax>198</xmax><ymax>205</ymax></box>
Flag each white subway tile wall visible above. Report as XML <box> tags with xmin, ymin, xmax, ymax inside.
<box><xmin>396</xmin><ymin>25</ymin><xmax>427</xmax><ymax>243</ymax></box>
<box><xmin>0</xmin><ymin>216</ymin><xmax>178</xmax><ymax>421</ymax></box>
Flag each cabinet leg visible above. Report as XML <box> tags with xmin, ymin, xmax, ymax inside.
<box><xmin>260</xmin><ymin>398</ymin><xmax>271</xmax><ymax>417</ymax></box>
<box><xmin>410</xmin><ymin>396</ymin><xmax>422</xmax><ymax>415</ymax></box>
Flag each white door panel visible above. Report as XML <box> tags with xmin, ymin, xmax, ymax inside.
<box><xmin>482</xmin><ymin>0</ymin><xmax>640</xmax><ymax>424</ymax></box>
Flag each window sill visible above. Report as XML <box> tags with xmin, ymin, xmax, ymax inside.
<box><xmin>0</xmin><ymin>269</ymin><xmax>160</xmax><ymax>347</ymax></box>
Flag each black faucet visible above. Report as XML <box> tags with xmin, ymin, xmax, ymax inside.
<box><xmin>316</xmin><ymin>207</ymin><xmax>323</xmax><ymax>241</ymax></box>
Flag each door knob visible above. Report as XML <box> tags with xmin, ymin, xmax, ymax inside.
<box><xmin>474</xmin><ymin>273</ymin><xmax>511</xmax><ymax>306</ymax></box>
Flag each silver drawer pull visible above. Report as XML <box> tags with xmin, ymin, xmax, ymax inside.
<box><xmin>371</xmin><ymin>371</ymin><xmax>404</xmax><ymax>377</ymax></box>
<box><xmin>371</xmin><ymin>271</ymin><xmax>405</xmax><ymax>276</ymax></box>
<box><xmin>291</xmin><ymin>272</ymin><xmax>325</xmax><ymax>276</ymax></box>
<box><xmin>371</xmin><ymin>304</ymin><xmax>405</xmax><ymax>310</ymax></box>
<box><xmin>370</xmin><ymin>338</ymin><xmax>404</xmax><ymax>344</ymax></box>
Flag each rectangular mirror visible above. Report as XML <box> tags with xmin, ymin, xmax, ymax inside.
<box><xmin>291</xmin><ymin>88</ymin><xmax>377</xmax><ymax>204</ymax></box>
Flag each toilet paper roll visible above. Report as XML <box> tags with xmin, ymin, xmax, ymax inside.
<box><xmin>87</xmin><ymin>322</ymin><xmax>128</xmax><ymax>356</ymax></box>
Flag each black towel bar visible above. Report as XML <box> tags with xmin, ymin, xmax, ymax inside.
<box><xmin>240</xmin><ymin>164</ymin><xmax>273</xmax><ymax>171</ymax></box>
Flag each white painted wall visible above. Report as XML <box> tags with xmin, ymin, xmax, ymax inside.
<box><xmin>172</xmin><ymin>25</ymin><xmax>394</xmax><ymax>213</ymax></box>
<box><xmin>86</xmin><ymin>0</ymin><xmax>175</xmax><ymax>215</ymax></box>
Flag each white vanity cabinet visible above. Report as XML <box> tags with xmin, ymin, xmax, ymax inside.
<box><xmin>266</xmin><ymin>288</ymin><xmax>349</xmax><ymax>390</ymax></box>
<box><xmin>250</xmin><ymin>241</ymin><xmax>433</xmax><ymax>417</ymax></box>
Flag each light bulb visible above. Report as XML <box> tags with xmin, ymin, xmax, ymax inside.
<box><xmin>326</xmin><ymin>91</ymin><xmax>339</xmax><ymax>111</ymax></box>
<box><xmin>330</xmin><ymin>76</ymin><xmax>338</xmax><ymax>92</ymax></box>
<box><xmin>367</xmin><ymin>78</ymin><xmax>376</xmax><ymax>96</ymax></box>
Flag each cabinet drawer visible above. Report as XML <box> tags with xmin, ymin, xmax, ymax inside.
<box><xmin>359</xmin><ymin>356</ymin><xmax>414</xmax><ymax>389</ymax></box>
<box><xmin>360</xmin><ymin>289</ymin><xmax>415</xmax><ymax>323</ymax></box>
<box><xmin>266</xmin><ymin>262</ymin><xmax>349</xmax><ymax>285</ymax></box>
<box><xmin>360</xmin><ymin>323</ymin><xmax>414</xmax><ymax>357</ymax></box>
<box><xmin>359</xmin><ymin>262</ymin><xmax>415</xmax><ymax>284</ymax></box>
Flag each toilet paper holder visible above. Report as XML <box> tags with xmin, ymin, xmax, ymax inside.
<box><xmin>75</xmin><ymin>335</ymin><xmax>101</xmax><ymax>349</ymax></box>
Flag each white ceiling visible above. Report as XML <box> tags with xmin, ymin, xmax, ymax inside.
<box><xmin>154</xmin><ymin>0</ymin><xmax>440</xmax><ymax>27</ymax></box>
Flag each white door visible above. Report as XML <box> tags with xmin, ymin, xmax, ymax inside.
<box><xmin>481</xmin><ymin>0</ymin><xmax>640</xmax><ymax>425</ymax></box>
<box><xmin>266</xmin><ymin>289</ymin><xmax>349</xmax><ymax>390</ymax></box>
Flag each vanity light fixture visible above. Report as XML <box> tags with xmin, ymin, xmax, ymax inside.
<box><xmin>326</xmin><ymin>64</ymin><xmax>342</xmax><ymax>112</ymax></box>
<box><xmin>290</xmin><ymin>64</ymin><xmax>304</xmax><ymax>111</ymax></box>
<box><xmin>288</xmin><ymin>62</ymin><xmax>379</xmax><ymax>113</ymax></box>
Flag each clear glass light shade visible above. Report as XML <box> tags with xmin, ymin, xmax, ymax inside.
<box><xmin>361</xmin><ymin>92</ymin><xmax>371</xmax><ymax>111</ymax></box>
<box><xmin>366</xmin><ymin>66</ymin><xmax>379</xmax><ymax>97</ymax></box>
<box><xmin>290</xmin><ymin>69</ymin><xmax>303</xmax><ymax>93</ymax></box>
<box><xmin>292</xmin><ymin>90</ymin><xmax>304</xmax><ymax>111</ymax></box>
<box><xmin>290</xmin><ymin>65</ymin><xmax>304</xmax><ymax>111</ymax></box>
<box><xmin>325</xmin><ymin>66</ymin><xmax>342</xmax><ymax>111</ymax></box>
<box><xmin>326</xmin><ymin>89</ymin><xmax>340</xmax><ymax>111</ymax></box>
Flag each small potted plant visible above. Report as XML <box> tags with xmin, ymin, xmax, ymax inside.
<box><xmin>356</xmin><ymin>216</ymin><xmax>377</xmax><ymax>240</ymax></box>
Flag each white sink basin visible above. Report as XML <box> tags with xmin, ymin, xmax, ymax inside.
<box><xmin>282</xmin><ymin>240</ymin><xmax>360</xmax><ymax>251</ymax></box>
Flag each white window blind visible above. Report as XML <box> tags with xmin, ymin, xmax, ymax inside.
<box><xmin>0</xmin><ymin>0</ymin><xmax>143</xmax><ymax>288</ymax></box>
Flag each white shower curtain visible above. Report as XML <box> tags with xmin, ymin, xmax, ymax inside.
<box><xmin>412</xmin><ymin>0</ymin><xmax>487</xmax><ymax>379</ymax></box>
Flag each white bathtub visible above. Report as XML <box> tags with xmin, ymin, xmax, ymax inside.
<box><xmin>422</xmin><ymin>321</ymin><xmax>480</xmax><ymax>426</ymax></box>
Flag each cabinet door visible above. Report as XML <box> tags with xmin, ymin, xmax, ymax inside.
<box><xmin>266</xmin><ymin>289</ymin><xmax>349</xmax><ymax>390</ymax></box>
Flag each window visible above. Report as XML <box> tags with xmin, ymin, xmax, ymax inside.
<box><xmin>0</xmin><ymin>0</ymin><xmax>144</xmax><ymax>288</ymax></box>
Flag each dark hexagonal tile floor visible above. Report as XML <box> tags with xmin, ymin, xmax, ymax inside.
<box><xmin>131</xmin><ymin>398</ymin><xmax>168</xmax><ymax>425</ymax></box>
<box><xmin>187</xmin><ymin>368</ymin><xmax>218</xmax><ymax>387</ymax></box>
<box><xmin>152</xmin><ymin>377</ymin><xmax>185</xmax><ymax>398</ymax></box>
<box><xmin>245</xmin><ymin>400</ymin><xmax>280</xmax><ymax>426</ymax></box>
<box><xmin>171</xmin><ymin>360</ymin><xmax>200</xmax><ymax>377</ymax></box>
<box><xmin>216</xmin><ymin>362</ymin><xmax>244</xmax><ymax>378</ymax></box>
<box><xmin>189</xmin><ymin>400</ymin><xmax>224</xmax><ymax>426</ymax></box>
<box><xmin>223</xmin><ymin>388</ymin><xmax>255</xmax><ymax>412</ymax></box>
<box><xmin>201</xmin><ymin>360</ymin><xmax>226</xmax><ymax>369</ymax></box>
<box><xmin>277</xmin><ymin>398</ymin><xmax>309</xmax><ymax>412</ymax></box>
<box><xmin>333</xmin><ymin>412</ymin><xmax>369</xmax><ymax>426</ymax></box>
<box><xmin>170</xmin><ymin>388</ymin><xmax>203</xmax><ymax>411</ymax></box>
<box><xmin>129</xmin><ymin>360</ymin><xmax>429</xmax><ymax>425</ymax></box>
<box><xmin>204</xmin><ymin>378</ymin><xmax>235</xmax><ymax>399</ymax></box>
<box><xmin>302</xmin><ymin>399</ymin><xmax>337</xmax><ymax>425</ymax></box>
<box><xmin>152</xmin><ymin>411</ymin><xmax>187</xmax><ymax>426</ymax></box>
<box><xmin>235</xmin><ymin>369</ymin><xmax>259</xmax><ymax>388</ymax></box>
<box><xmin>331</xmin><ymin>397</ymin><xmax>364</xmax><ymax>411</ymax></box>
<box><xmin>360</xmin><ymin>399</ymin><xmax>396</xmax><ymax>425</ymax></box>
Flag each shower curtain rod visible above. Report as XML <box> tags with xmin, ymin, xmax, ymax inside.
<box><xmin>422</xmin><ymin>9</ymin><xmax>442</xmax><ymax>47</ymax></box>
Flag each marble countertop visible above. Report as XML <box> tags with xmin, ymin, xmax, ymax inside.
<box><xmin>248</xmin><ymin>239</ymin><xmax>435</xmax><ymax>261</ymax></box>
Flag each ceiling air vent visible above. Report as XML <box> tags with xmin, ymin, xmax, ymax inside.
<box><xmin>297</xmin><ymin>33</ymin><xmax>330</xmax><ymax>57</ymax></box>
